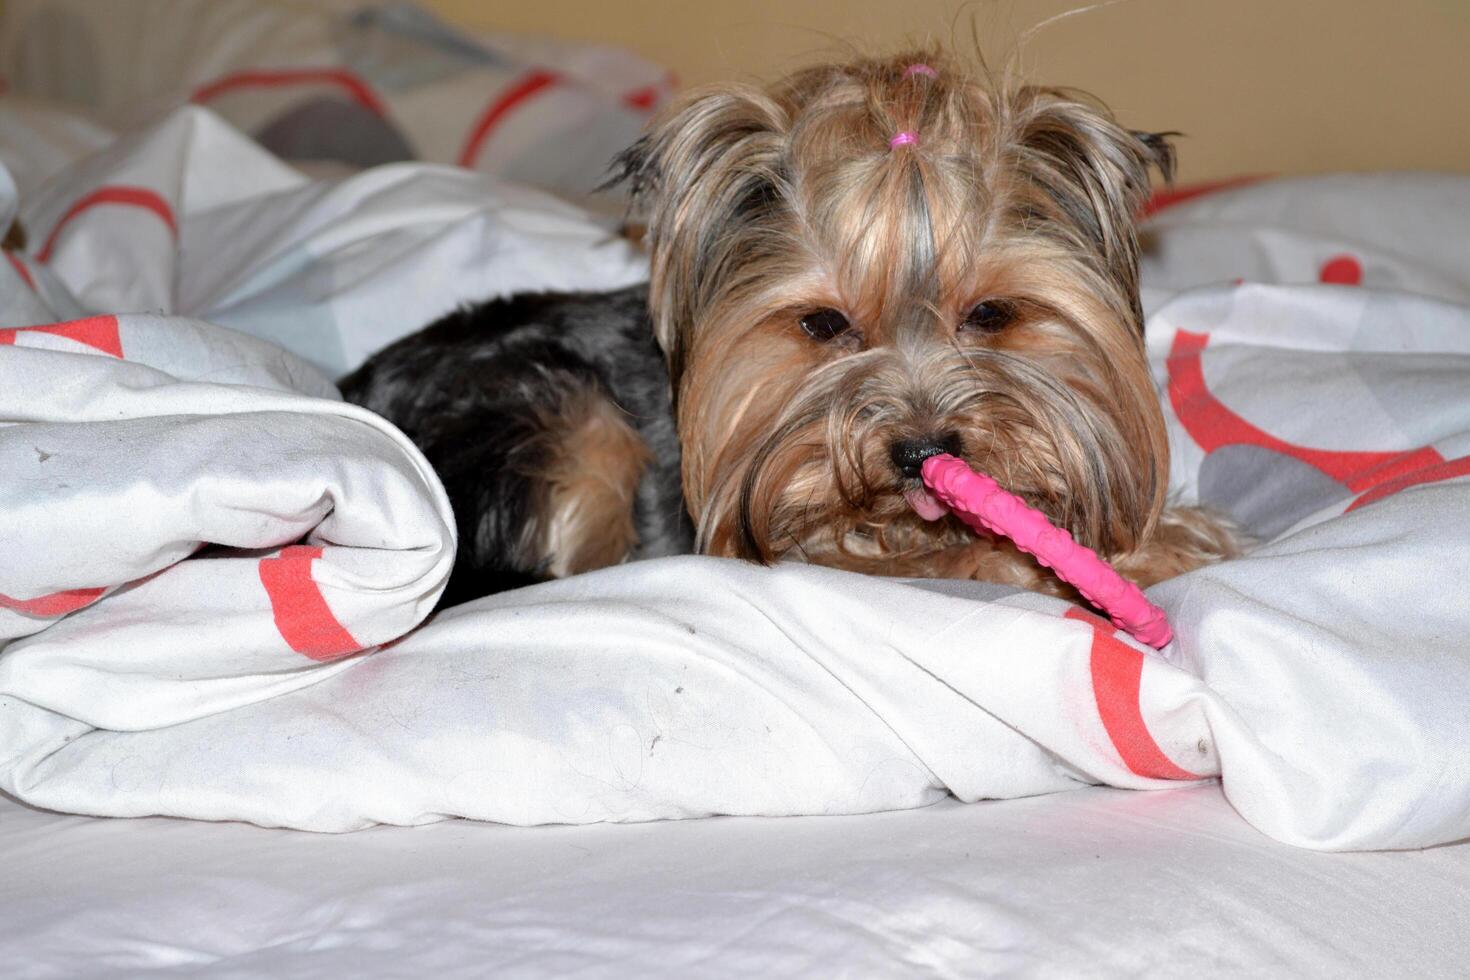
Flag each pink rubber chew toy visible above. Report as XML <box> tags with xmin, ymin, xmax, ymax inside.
<box><xmin>920</xmin><ymin>454</ymin><xmax>1173</xmax><ymax>649</ymax></box>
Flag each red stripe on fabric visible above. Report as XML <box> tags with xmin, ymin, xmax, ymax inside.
<box><xmin>1141</xmin><ymin>176</ymin><xmax>1267</xmax><ymax>218</ymax></box>
<box><xmin>0</xmin><ymin>586</ymin><xmax>106</xmax><ymax>617</ymax></box>
<box><xmin>457</xmin><ymin>69</ymin><xmax>560</xmax><ymax>167</ymax></box>
<box><xmin>1347</xmin><ymin>454</ymin><xmax>1470</xmax><ymax>512</ymax></box>
<box><xmin>1319</xmin><ymin>254</ymin><xmax>1363</xmax><ymax>286</ymax></box>
<box><xmin>1166</xmin><ymin>330</ymin><xmax>1445</xmax><ymax>493</ymax></box>
<box><xmin>1064</xmin><ymin>605</ymin><xmax>1112</xmax><ymax>632</ymax></box>
<box><xmin>36</xmin><ymin>187</ymin><xmax>178</xmax><ymax>263</ymax></box>
<box><xmin>0</xmin><ymin>315</ymin><xmax>123</xmax><ymax>358</ymax></box>
<box><xmin>5</xmin><ymin>251</ymin><xmax>36</xmax><ymax>290</ymax></box>
<box><xmin>258</xmin><ymin>545</ymin><xmax>360</xmax><ymax>662</ymax></box>
<box><xmin>191</xmin><ymin>68</ymin><xmax>387</xmax><ymax>117</ymax></box>
<box><xmin>621</xmin><ymin>71</ymin><xmax>676</xmax><ymax>111</ymax></box>
<box><xmin>1067</xmin><ymin>608</ymin><xmax>1197</xmax><ymax>780</ymax></box>
<box><xmin>622</xmin><ymin>84</ymin><xmax>660</xmax><ymax>111</ymax></box>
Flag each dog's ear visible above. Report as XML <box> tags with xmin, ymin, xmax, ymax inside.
<box><xmin>1005</xmin><ymin>88</ymin><xmax>1175</xmax><ymax>246</ymax></box>
<box><xmin>1132</xmin><ymin>129</ymin><xmax>1178</xmax><ymax>187</ymax></box>
<box><xmin>1001</xmin><ymin>88</ymin><xmax>1178</xmax><ymax>327</ymax></box>
<box><xmin>606</xmin><ymin>85</ymin><xmax>786</xmax><ymax>226</ymax></box>
<box><xmin>606</xmin><ymin>86</ymin><xmax>788</xmax><ymax>376</ymax></box>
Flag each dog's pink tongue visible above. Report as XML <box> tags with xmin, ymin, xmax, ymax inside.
<box><xmin>905</xmin><ymin>486</ymin><xmax>951</xmax><ymax>522</ymax></box>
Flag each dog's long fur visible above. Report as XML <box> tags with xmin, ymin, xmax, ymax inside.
<box><xmin>340</xmin><ymin>50</ymin><xmax>1241</xmax><ymax>607</ymax></box>
<box><xmin>341</xmin><ymin>287</ymin><xmax>692</xmax><ymax>607</ymax></box>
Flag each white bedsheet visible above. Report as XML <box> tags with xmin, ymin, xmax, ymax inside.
<box><xmin>0</xmin><ymin>0</ymin><xmax>671</xmax><ymax>210</ymax></box>
<box><xmin>3</xmin><ymin>784</ymin><xmax>1466</xmax><ymax>977</ymax></box>
<box><xmin>3</xmin><ymin>100</ymin><xmax>1470</xmax><ymax>974</ymax></box>
<box><xmin>3</xmin><ymin>108</ymin><xmax>1470</xmax><ymax>856</ymax></box>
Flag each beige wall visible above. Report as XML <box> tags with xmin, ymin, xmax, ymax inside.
<box><xmin>425</xmin><ymin>0</ymin><xmax>1470</xmax><ymax>182</ymax></box>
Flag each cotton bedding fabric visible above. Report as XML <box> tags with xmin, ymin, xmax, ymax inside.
<box><xmin>0</xmin><ymin>0</ymin><xmax>671</xmax><ymax>211</ymax></box>
<box><xmin>2</xmin><ymin>98</ymin><xmax>1470</xmax><ymax>860</ymax></box>
<box><xmin>6</xmin><ymin>784</ymin><xmax>1470</xmax><ymax>978</ymax></box>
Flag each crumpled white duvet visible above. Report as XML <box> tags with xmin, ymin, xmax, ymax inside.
<box><xmin>2</xmin><ymin>106</ymin><xmax>1468</xmax><ymax>851</ymax></box>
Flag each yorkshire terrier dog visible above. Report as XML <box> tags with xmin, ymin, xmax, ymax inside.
<box><xmin>340</xmin><ymin>50</ymin><xmax>1241</xmax><ymax>608</ymax></box>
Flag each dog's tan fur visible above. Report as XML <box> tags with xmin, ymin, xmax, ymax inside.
<box><xmin>605</xmin><ymin>48</ymin><xmax>1242</xmax><ymax>590</ymax></box>
<box><xmin>536</xmin><ymin>392</ymin><xmax>651</xmax><ymax>578</ymax></box>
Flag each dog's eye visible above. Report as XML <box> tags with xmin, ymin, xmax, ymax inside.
<box><xmin>799</xmin><ymin>308</ymin><xmax>851</xmax><ymax>342</ymax></box>
<box><xmin>961</xmin><ymin>300</ymin><xmax>1017</xmax><ymax>334</ymax></box>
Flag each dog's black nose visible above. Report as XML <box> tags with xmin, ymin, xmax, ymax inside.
<box><xmin>889</xmin><ymin>432</ymin><xmax>962</xmax><ymax>478</ymax></box>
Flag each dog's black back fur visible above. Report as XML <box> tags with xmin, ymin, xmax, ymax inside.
<box><xmin>339</xmin><ymin>284</ymin><xmax>691</xmax><ymax>607</ymax></box>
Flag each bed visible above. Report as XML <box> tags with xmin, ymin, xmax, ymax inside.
<box><xmin>7</xmin><ymin>784</ymin><xmax>1468</xmax><ymax>976</ymax></box>
<box><xmin>3</xmin><ymin>2</ymin><xmax>1469</xmax><ymax>976</ymax></box>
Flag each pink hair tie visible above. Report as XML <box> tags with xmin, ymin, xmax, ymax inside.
<box><xmin>902</xmin><ymin>63</ymin><xmax>938</xmax><ymax>79</ymax></box>
<box><xmin>888</xmin><ymin>130</ymin><xmax>919</xmax><ymax>149</ymax></box>
<box><xmin>921</xmin><ymin>454</ymin><xmax>1173</xmax><ymax>649</ymax></box>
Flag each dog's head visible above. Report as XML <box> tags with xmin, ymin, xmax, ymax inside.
<box><xmin>614</xmin><ymin>51</ymin><xmax>1174</xmax><ymax>573</ymax></box>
